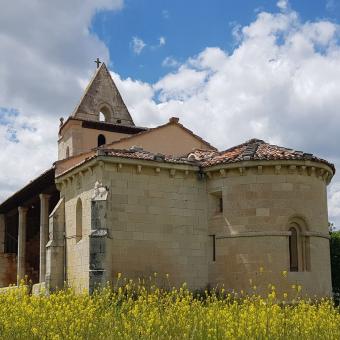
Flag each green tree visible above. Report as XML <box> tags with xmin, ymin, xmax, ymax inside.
<box><xmin>330</xmin><ymin>230</ymin><xmax>340</xmax><ymax>302</ymax></box>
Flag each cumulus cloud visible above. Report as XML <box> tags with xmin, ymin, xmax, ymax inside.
<box><xmin>131</xmin><ymin>36</ymin><xmax>146</xmax><ymax>55</ymax></box>
<box><xmin>1</xmin><ymin>1</ymin><xmax>340</xmax><ymax>227</ymax></box>
<box><xmin>0</xmin><ymin>0</ymin><xmax>123</xmax><ymax>200</ymax></box>
<box><xmin>116</xmin><ymin>6</ymin><xmax>340</xmax><ymax>226</ymax></box>
<box><xmin>329</xmin><ymin>182</ymin><xmax>340</xmax><ymax>224</ymax></box>
<box><xmin>277</xmin><ymin>0</ymin><xmax>289</xmax><ymax>11</ymax></box>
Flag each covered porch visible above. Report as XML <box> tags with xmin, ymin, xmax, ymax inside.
<box><xmin>0</xmin><ymin>168</ymin><xmax>59</xmax><ymax>287</ymax></box>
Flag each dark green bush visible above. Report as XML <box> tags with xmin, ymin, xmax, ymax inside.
<box><xmin>330</xmin><ymin>230</ymin><xmax>340</xmax><ymax>304</ymax></box>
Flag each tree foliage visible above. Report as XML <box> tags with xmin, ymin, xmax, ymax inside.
<box><xmin>330</xmin><ymin>230</ymin><xmax>340</xmax><ymax>298</ymax></box>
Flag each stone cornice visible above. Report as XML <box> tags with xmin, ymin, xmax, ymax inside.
<box><xmin>55</xmin><ymin>155</ymin><xmax>200</xmax><ymax>187</ymax></box>
<box><xmin>204</xmin><ymin>159</ymin><xmax>334</xmax><ymax>185</ymax></box>
<box><xmin>56</xmin><ymin>155</ymin><xmax>334</xmax><ymax>189</ymax></box>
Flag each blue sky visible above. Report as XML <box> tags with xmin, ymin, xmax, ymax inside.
<box><xmin>92</xmin><ymin>0</ymin><xmax>340</xmax><ymax>82</ymax></box>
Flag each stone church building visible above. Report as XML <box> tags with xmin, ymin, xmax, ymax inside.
<box><xmin>0</xmin><ymin>63</ymin><xmax>335</xmax><ymax>296</ymax></box>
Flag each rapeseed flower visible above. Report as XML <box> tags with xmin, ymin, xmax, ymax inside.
<box><xmin>0</xmin><ymin>278</ymin><xmax>338</xmax><ymax>339</ymax></box>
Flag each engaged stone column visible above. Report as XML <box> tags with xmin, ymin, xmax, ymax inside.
<box><xmin>17</xmin><ymin>206</ymin><xmax>28</xmax><ymax>283</ymax></box>
<box><xmin>0</xmin><ymin>214</ymin><xmax>5</xmax><ymax>253</ymax></box>
<box><xmin>39</xmin><ymin>194</ymin><xmax>51</xmax><ymax>283</ymax></box>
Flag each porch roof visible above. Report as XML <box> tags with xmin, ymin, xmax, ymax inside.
<box><xmin>0</xmin><ymin>167</ymin><xmax>56</xmax><ymax>214</ymax></box>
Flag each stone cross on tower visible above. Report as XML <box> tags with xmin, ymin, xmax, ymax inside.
<box><xmin>94</xmin><ymin>58</ymin><xmax>102</xmax><ymax>69</ymax></box>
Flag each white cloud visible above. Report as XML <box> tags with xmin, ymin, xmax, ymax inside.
<box><xmin>0</xmin><ymin>0</ymin><xmax>123</xmax><ymax>200</ymax></box>
<box><xmin>116</xmin><ymin>7</ymin><xmax>340</xmax><ymax>227</ymax></box>
<box><xmin>329</xmin><ymin>182</ymin><xmax>340</xmax><ymax>221</ymax></box>
<box><xmin>131</xmin><ymin>36</ymin><xmax>146</xmax><ymax>55</ymax></box>
<box><xmin>277</xmin><ymin>0</ymin><xmax>288</xmax><ymax>11</ymax></box>
<box><xmin>159</xmin><ymin>36</ymin><xmax>166</xmax><ymax>46</ymax></box>
<box><xmin>231</xmin><ymin>23</ymin><xmax>243</xmax><ymax>43</ymax></box>
<box><xmin>1</xmin><ymin>2</ymin><xmax>340</xmax><ymax>228</ymax></box>
<box><xmin>154</xmin><ymin>67</ymin><xmax>208</xmax><ymax>101</ymax></box>
<box><xmin>162</xmin><ymin>56</ymin><xmax>180</xmax><ymax>68</ymax></box>
<box><xmin>150</xmin><ymin>36</ymin><xmax>166</xmax><ymax>51</ymax></box>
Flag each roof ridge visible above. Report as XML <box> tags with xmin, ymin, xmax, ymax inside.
<box><xmin>219</xmin><ymin>138</ymin><xmax>265</xmax><ymax>155</ymax></box>
<box><xmin>102</xmin><ymin>118</ymin><xmax>217</xmax><ymax>151</ymax></box>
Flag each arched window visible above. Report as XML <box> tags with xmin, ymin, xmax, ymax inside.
<box><xmin>76</xmin><ymin>198</ymin><xmax>83</xmax><ymax>243</ymax></box>
<box><xmin>288</xmin><ymin>218</ymin><xmax>310</xmax><ymax>272</ymax></box>
<box><xmin>66</xmin><ymin>146</ymin><xmax>70</xmax><ymax>158</ymax></box>
<box><xmin>98</xmin><ymin>134</ymin><xmax>106</xmax><ymax>147</ymax></box>
<box><xmin>289</xmin><ymin>226</ymin><xmax>298</xmax><ymax>272</ymax></box>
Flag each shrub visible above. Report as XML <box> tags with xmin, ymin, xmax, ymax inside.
<box><xmin>331</xmin><ymin>230</ymin><xmax>340</xmax><ymax>303</ymax></box>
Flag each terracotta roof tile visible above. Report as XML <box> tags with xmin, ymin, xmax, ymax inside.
<box><xmin>58</xmin><ymin>139</ymin><xmax>335</xmax><ymax>177</ymax></box>
<box><xmin>186</xmin><ymin>138</ymin><xmax>335</xmax><ymax>172</ymax></box>
<box><xmin>101</xmin><ymin>147</ymin><xmax>193</xmax><ymax>165</ymax></box>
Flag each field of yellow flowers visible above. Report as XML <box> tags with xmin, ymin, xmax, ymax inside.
<box><xmin>0</xmin><ymin>276</ymin><xmax>339</xmax><ymax>339</ymax></box>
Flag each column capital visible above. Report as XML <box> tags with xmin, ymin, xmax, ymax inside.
<box><xmin>18</xmin><ymin>206</ymin><xmax>28</xmax><ymax>214</ymax></box>
<box><xmin>39</xmin><ymin>193</ymin><xmax>51</xmax><ymax>201</ymax></box>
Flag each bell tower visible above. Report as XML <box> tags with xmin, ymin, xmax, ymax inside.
<box><xmin>72</xmin><ymin>62</ymin><xmax>134</xmax><ymax>125</ymax></box>
<box><xmin>57</xmin><ymin>62</ymin><xmax>145</xmax><ymax>160</ymax></box>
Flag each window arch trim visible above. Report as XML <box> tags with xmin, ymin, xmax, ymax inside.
<box><xmin>97</xmin><ymin>103</ymin><xmax>113</xmax><ymax>123</ymax></box>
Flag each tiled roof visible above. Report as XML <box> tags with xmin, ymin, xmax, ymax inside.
<box><xmin>187</xmin><ymin>139</ymin><xmax>335</xmax><ymax>172</ymax></box>
<box><xmin>100</xmin><ymin>147</ymin><xmax>194</xmax><ymax>165</ymax></box>
<box><xmin>57</xmin><ymin>139</ymin><xmax>335</xmax><ymax>177</ymax></box>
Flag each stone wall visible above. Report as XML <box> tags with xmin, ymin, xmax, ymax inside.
<box><xmin>63</xmin><ymin>181</ymin><xmax>92</xmax><ymax>291</ymax></box>
<box><xmin>60</xmin><ymin>158</ymin><xmax>209</xmax><ymax>291</ymax></box>
<box><xmin>58</xmin><ymin>119</ymin><xmax>131</xmax><ymax>160</ymax></box>
<box><xmin>0</xmin><ymin>254</ymin><xmax>16</xmax><ymax>287</ymax></box>
<box><xmin>207</xmin><ymin>161</ymin><xmax>332</xmax><ymax>297</ymax></box>
<box><xmin>58</xmin><ymin>157</ymin><xmax>333</xmax><ymax>296</ymax></box>
<box><xmin>104</xmin><ymin>163</ymin><xmax>208</xmax><ymax>290</ymax></box>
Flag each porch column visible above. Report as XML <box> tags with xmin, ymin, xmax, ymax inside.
<box><xmin>0</xmin><ymin>214</ymin><xmax>5</xmax><ymax>253</ymax></box>
<box><xmin>17</xmin><ymin>206</ymin><xmax>28</xmax><ymax>283</ymax></box>
<box><xmin>39</xmin><ymin>194</ymin><xmax>50</xmax><ymax>283</ymax></box>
